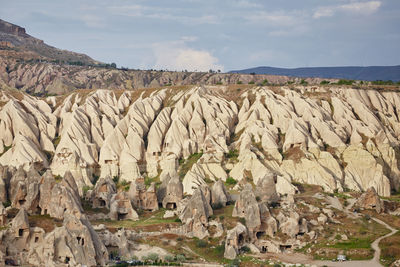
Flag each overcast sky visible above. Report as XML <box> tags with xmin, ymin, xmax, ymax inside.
<box><xmin>1</xmin><ymin>0</ymin><xmax>399</xmax><ymax>71</ymax></box>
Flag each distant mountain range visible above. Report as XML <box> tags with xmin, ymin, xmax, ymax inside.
<box><xmin>230</xmin><ymin>66</ymin><xmax>400</xmax><ymax>82</ymax></box>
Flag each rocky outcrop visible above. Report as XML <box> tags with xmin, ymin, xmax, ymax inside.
<box><xmin>354</xmin><ymin>187</ymin><xmax>384</xmax><ymax>213</ymax></box>
<box><xmin>0</xmin><ymin>202</ymin><xmax>5</xmax><ymax>226</ymax></box>
<box><xmin>224</xmin><ymin>222</ymin><xmax>248</xmax><ymax>260</ymax></box>
<box><xmin>179</xmin><ymin>187</ymin><xmax>213</xmax><ymax>239</ymax></box>
<box><xmin>162</xmin><ymin>173</ymin><xmax>184</xmax><ymax>209</ymax></box>
<box><xmin>90</xmin><ymin>177</ymin><xmax>116</xmax><ymax>209</ymax></box>
<box><xmin>128</xmin><ymin>177</ymin><xmax>158</xmax><ymax>211</ymax></box>
<box><xmin>254</xmin><ymin>174</ymin><xmax>280</xmax><ymax>204</ymax></box>
<box><xmin>211</xmin><ymin>180</ymin><xmax>231</xmax><ymax>207</ymax></box>
<box><xmin>232</xmin><ymin>184</ymin><xmax>261</xmax><ymax>236</ymax></box>
<box><xmin>27</xmin><ymin>213</ymin><xmax>108</xmax><ymax>267</ymax></box>
<box><xmin>109</xmin><ymin>191</ymin><xmax>139</xmax><ymax>221</ymax></box>
<box><xmin>47</xmin><ymin>171</ymin><xmax>83</xmax><ymax>219</ymax></box>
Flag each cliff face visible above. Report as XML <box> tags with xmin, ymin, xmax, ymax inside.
<box><xmin>0</xmin><ymin>84</ymin><xmax>399</xmax><ymax>197</ymax></box>
<box><xmin>0</xmin><ymin>19</ymin><xmax>98</xmax><ymax>66</ymax></box>
<box><xmin>0</xmin><ymin>19</ymin><xmax>28</xmax><ymax>37</ymax></box>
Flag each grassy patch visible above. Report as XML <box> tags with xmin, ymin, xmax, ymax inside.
<box><xmin>0</xmin><ymin>145</ymin><xmax>11</xmax><ymax>157</ymax></box>
<box><xmin>144</xmin><ymin>175</ymin><xmax>161</xmax><ymax>187</ymax></box>
<box><xmin>178</xmin><ymin>152</ymin><xmax>203</xmax><ymax>179</ymax></box>
<box><xmin>328</xmin><ymin>237</ymin><xmax>373</xmax><ymax>249</ymax></box>
<box><xmin>225</xmin><ymin>149</ymin><xmax>239</xmax><ymax>161</ymax></box>
<box><xmin>380</xmin><ymin>230</ymin><xmax>400</xmax><ymax>266</ymax></box>
<box><xmin>213</xmin><ymin>204</ymin><xmax>238</xmax><ymax>230</ymax></box>
<box><xmin>28</xmin><ymin>214</ymin><xmax>62</xmax><ymax>233</ymax></box>
<box><xmin>81</xmin><ymin>198</ymin><xmax>109</xmax><ymax>214</ymax></box>
<box><xmin>225</xmin><ymin>177</ymin><xmax>237</xmax><ymax>186</ymax></box>
<box><xmin>52</xmin><ymin>136</ymin><xmax>61</xmax><ymax>148</ymax></box>
<box><xmin>92</xmin><ymin>208</ymin><xmax>181</xmax><ymax>232</ymax></box>
<box><xmin>186</xmin><ymin>238</ymin><xmax>228</xmax><ymax>264</ymax></box>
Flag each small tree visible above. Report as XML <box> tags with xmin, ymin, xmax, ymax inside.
<box><xmin>147</xmin><ymin>253</ymin><xmax>159</xmax><ymax>263</ymax></box>
<box><xmin>164</xmin><ymin>255</ymin><xmax>174</xmax><ymax>264</ymax></box>
<box><xmin>176</xmin><ymin>254</ymin><xmax>186</xmax><ymax>262</ymax></box>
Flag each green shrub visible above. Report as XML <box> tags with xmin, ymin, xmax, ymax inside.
<box><xmin>248</xmin><ymin>81</ymin><xmax>255</xmax><ymax>84</ymax></box>
<box><xmin>225</xmin><ymin>150</ymin><xmax>239</xmax><ymax>159</ymax></box>
<box><xmin>92</xmin><ymin>174</ymin><xmax>100</xmax><ymax>185</ymax></box>
<box><xmin>212</xmin><ymin>202</ymin><xmax>224</xmax><ymax>210</ymax></box>
<box><xmin>241</xmin><ymin>246</ymin><xmax>250</xmax><ymax>253</ymax></box>
<box><xmin>228</xmin><ymin>259</ymin><xmax>240</xmax><ymax>267</ymax></box>
<box><xmin>237</xmin><ymin>81</ymin><xmax>243</xmax><ymax>84</ymax></box>
<box><xmin>337</xmin><ymin>79</ymin><xmax>354</xmax><ymax>85</ymax></box>
<box><xmin>146</xmin><ymin>253</ymin><xmax>159</xmax><ymax>263</ymax></box>
<box><xmin>82</xmin><ymin>186</ymin><xmax>91</xmax><ymax>196</ymax></box>
<box><xmin>112</xmin><ymin>176</ymin><xmax>119</xmax><ymax>184</ymax></box>
<box><xmin>320</xmin><ymin>80</ymin><xmax>330</xmax><ymax>85</ymax></box>
<box><xmin>215</xmin><ymin>244</ymin><xmax>225</xmax><ymax>255</ymax></box>
<box><xmin>164</xmin><ymin>255</ymin><xmax>174</xmax><ymax>262</ymax></box>
<box><xmin>176</xmin><ymin>254</ymin><xmax>186</xmax><ymax>262</ymax></box>
<box><xmin>219</xmin><ymin>215</ymin><xmax>225</xmax><ymax>221</ymax></box>
<box><xmin>225</xmin><ymin>177</ymin><xmax>237</xmax><ymax>185</ymax></box>
<box><xmin>195</xmin><ymin>239</ymin><xmax>207</xmax><ymax>248</ymax></box>
<box><xmin>371</xmin><ymin>80</ymin><xmax>394</xmax><ymax>85</ymax></box>
<box><xmin>300</xmin><ymin>79</ymin><xmax>308</xmax><ymax>85</ymax></box>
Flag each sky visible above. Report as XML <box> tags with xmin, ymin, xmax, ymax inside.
<box><xmin>1</xmin><ymin>0</ymin><xmax>399</xmax><ymax>72</ymax></box>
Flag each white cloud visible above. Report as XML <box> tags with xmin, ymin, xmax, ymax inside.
<box><xmin>108</xmin><ymin>5</ymin><xmax>218</xmax><ymax>25</ymax></box>
<box><xmin>81</xmin><ymin>14</ymin><xmax>105</xmax><ymax>28</ymax></box>
<box><xmin>340</xmin><ymin>1</ymin><xmax>381</xmax><ymax>14</ymax></box>
<box><xmin>247</xmin><ymin>11</ymin><xmax>298</xmax><ymax>27</ymax></box>
<box><xmin>235</xmin><ymin>0</ymin><xmax>262</xmax><ymax>9</ymax></box>
<box><xmin>313</xmin><ymin>1</ymin><xmax>382</xmax><ymax>19</ymax></box>
<box><xmin>313</xmin><ymin>7</ymin><xmax>335</xmax><ymax>19</ymax></box>
<box><xmin>152</xmin><ymin>38</ymin><xmax>224</xmax><ymax>72</ymax></box>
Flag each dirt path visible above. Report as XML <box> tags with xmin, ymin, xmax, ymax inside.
<box><xmin>371</xmin><ymin>218</ymin><xmax>397</xmax><ymax>263</ymax></box>
<box><xmin>314</xmin><ymin>217</ymin><xmax>398</xmax><ymax>267</ymax></box>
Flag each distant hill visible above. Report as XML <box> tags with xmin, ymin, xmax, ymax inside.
<box><xmin>0</xmin><ymin>18</ymin><xmax>99</xmax><ymax>65</ymax></box>
<box><xmin>230</xmin><ymin>66</ymin><xmax>400</xmax><ymax>82</ymax></box>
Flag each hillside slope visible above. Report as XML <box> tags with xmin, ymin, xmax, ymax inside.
<box><xmin>0</xmin><ymin>18</ymin><xmax>98</xmax><ymax>65</ymax></box>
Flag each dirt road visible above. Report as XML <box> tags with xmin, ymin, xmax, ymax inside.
<box><xmin>314</xmin><ymin>217</ymin><xmax>397</xmax><ymax>267</ymax></box>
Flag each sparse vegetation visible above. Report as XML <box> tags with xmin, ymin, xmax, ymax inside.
<box><xmin>225</xmin><ymin>177</ymin><xmax>237</xmax><ymax>186</ymax></box>
<box><xmin>300</xmin><ymin>79</ymin><xmax>308</xmax><ymax>85</ymax></box>
<box><xmin>380</xmin><ymin>231</ymin><xmax>400</xmax><ymax>266</ymax></box>
<box><xmin>0</xmin><ymin>145</ymin><xmax>11</xmax><ymax>157</ymax></box>
<box><xmin>195</xmin><ymin>239</ymin><xmax>208</xmax><ymax>248</ymax></box>
<box><xmin>336</xmin><ymin>79</ymin><xmax>354</xmax><ymax>85</ymax></box>
<box><xmin>320</xmin><ymin>80</ymin><xmax>330</xmax><ymax>85</ymax></box>
<box><xmin>178</xmin><ymin>152</ymin><xmax>203</xmax><ymax>179</ymax></box>
<box><xmin>225</xmin><ymin>149</ymin><xmax>239</xmax><ymax>160</ymax></box>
